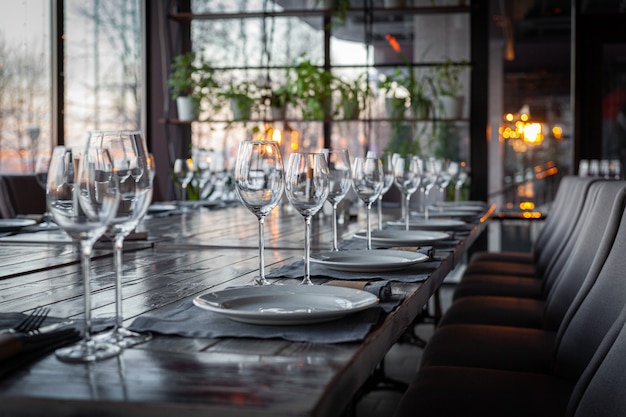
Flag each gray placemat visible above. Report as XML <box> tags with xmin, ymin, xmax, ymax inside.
<box><xmin>128</xmin><ymin>282</ymin><xmax>402</xmax><ymax>344</ymax></box>
<box><xmin>129</xmin><ymin>300</ymin><xmax>394</xmax><ymax>345</ymax></box>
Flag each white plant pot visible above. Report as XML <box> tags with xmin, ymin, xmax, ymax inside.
<box><xmin>384</xmin><ymin>0</ymin><xmax>407</xmax><ymax>7</ymax></box>
<box><xmin>438</xmin><ymin>95</ymin><xmax>464</xmax><ymax>119</ymax></box>
<box><xmin>176</xmin><ymin>96</ymin><xmax>198</xmax><ymax>121</ymax></box>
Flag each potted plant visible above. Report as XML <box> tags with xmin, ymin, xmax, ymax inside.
<box><xmin>220</xmin><ymin>80</ymin><xmax>258</xmax><ymax>121</ymax></box>
<box><xmin>434</xmin><ymin>58</ymin><xmax>470</xmax><ymax>119</ymax></box>
<box><xmin>289</xmin><ymin>56</ymin><xmax>337</xmax><ymax>120</ymax></box>
<box><xmin>336</xmin><ymin>73</ymin><xmax>372</xmax><ymax>120</ymax></box>
<box><xmin>167</xmin><ymin>52</ymin><xmax>219</xmax><ymax>121</ymax></box>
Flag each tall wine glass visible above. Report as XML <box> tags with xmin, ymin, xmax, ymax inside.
<box><xmin>234</xmin><ymin>140</ymin><xmax>284</xmax><ymax>285</ymax></box>
<box><xmin>193</xmin><ymin>148</ymin><xmax>214</xmax><ymax>200</ymax></box>
<box><xmin>47</xmin><ymin>145</ymin><xmax>120</xmax><ymax>362</ymax></box>
<box><xmin>34</xmin><ymin>150</ymin><xmax>53</xmax><ymax>226</ymax></box>
<box><xmin>421</xmin><ymin>157</ymin><xmax>440</xmax><ymax>219</ymax></box>
<box><xmin>285</xmin><ymin>152</ymin><xmax>329</xmax><ymax>285</ymax></box>
<box><xmin>173</xmin><ymin>158</ymin><xmax>193</xmax><ymax>203</ymax></box>
<box><xmin>352</xmin><ymin>156</ymin><xmax>383</xmax><ymax>250</ymax></box>
<box><xmin>376</xmin><ymin>152</ymin><xmax>395</xmax><ymax>230</ymax></box>
<box><xmin>322</xmin><ymin>148</ymin><xmax>351</xmax><ymax>251</ymax></box>
<box><xmin>454</xmin><ymin>163</ymin><xmax>469</xmax><ymax>202</ymax></box>
<box><xmin>393</xmin><ymin>155</ymin><xmax>421</xmax><ymax>230</ymax></box>
<box><xmin>90</xmin><ymin>131</ymin><xmax>154</xmax><ymax>348</ymax></box>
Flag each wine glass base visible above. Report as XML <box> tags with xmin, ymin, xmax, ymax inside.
<box><xmin>300</xmin><ymin>278</ymin><xmax>314</xmax><ymax>285</ymax></box>
<box><xmin>55</xmin><ymin>339</ymin><xmax>121</xmax><ymax>363</ymax></box>
<box><xmin>95</xmin><ymin>327</ymin><xmax>153</xmax><ymax>349</ymax></box>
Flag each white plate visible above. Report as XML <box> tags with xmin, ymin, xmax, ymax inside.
<box><xmin>0</xmin><ymin>218</ymin><xmax>37</xmax><ymax>232</ymax></box>
<box><xmin>409</xmin><ymin>210</ymin><xmax>477</xmax><ymax>218</ymax></box>
<box><xmin>148</xmin><ymin>203</ymin><xmax>177</xmax><ymax>213</ymax></box>
<box><xmin>193</xmin><ymin>285</ymin><xmax>379</xmax><ymax>325</ymax></box>
<box><xmin>354</xmin><ymin>230</ymin><xmax>449</xmax><ymax>247</ymax></box>
<box><xmin>426</xmin><ymin>205</ymin><xmax>484</xmax><ymax>213</ymax></box>
<box><xmin>387</xmin><ymin>219</ymin><xmax>467</xmax><ymax>231</ymax></box>
<box><xmin>310</xmin><ymin>249</ymin><xmax>428</xmax><ymax>272</ymax></box>
<box><xmin>435</xmin><ymin>200</ymin><xmax>485</xmax><ymax>208</ymax></box>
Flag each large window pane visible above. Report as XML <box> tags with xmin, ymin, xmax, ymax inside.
<box><xmin>0</xmin><ymin>0</ymin><xmax>50</xmax><ymax>173</ymax></box>
<box><xmin>64</xmin><ymin>0</ymin><xmax>143</xmax><ymax>147</ymax></box>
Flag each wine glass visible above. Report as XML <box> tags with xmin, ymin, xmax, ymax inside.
<box><xmin>47</xmin><ymin>145</ymin><xmax>120</xmax><ymax>362</ymax></box>
<box><xmin>89</xmin><ymin>131</ymin><xmax>154</xmax><ymax>348</ymax></box>
<box><xmin>352</xmin><ymin>156</ymin><xmax>383</xmax><ymax>250</ymax></box>
<box><xmin>420</xmin><ymin>157</ymin><xmax>440</xmax><ymax>219</ymax></box>
<box><xmin>193</xmin><ymin>148</ymin><xmax>214</xmax><ymax>200</ymax></box>
<box><xmin>173</xmin><ymin>158</ymin><xmax>194</xmax><ymax>203</ymax></box>
<box><xmin>284</xmin><ymin>152</ymin><xmax>329</xmax><ymax>285</ymax></box>
<box><xmin>376</xmin><ymin>152</ymin><xmax>395</xmax><ymax>230</ymax></box>
<box><xmin>454</xmin><ymin>163</ymin><xmax>469</xmax><ymax>202</ymax></box>
<box><xmin>234</xmin><ymin>140</ymin><xmax>284</xmax><ymax>285</ymax></box>
<box><xmin>393</xmin><ymin>155</ymin><xmax>421</xmax><ymax>230</ymax></box>
<box><xmin>34</xmin><ymin>150</ymin><xmax>53</xmax><ymax>227</ymax></box>
<box><xmin>322</xmin><ymin>148</ymin><xmax>351</xmax><ymax>251</ymax></box>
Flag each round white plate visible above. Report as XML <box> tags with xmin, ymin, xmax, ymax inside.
<box><xmin>426</xmin><ymin>205</ymin><xmax>484</xmax><ymax>213</ymax></box>
<box><xmin>387</xmin><ymin>219</ymin><xmax>467</xmax><ymax>231</ymax></box>
<box><xmin>409</xmin><ymin>210</ymin><xmax>477</xmax><ymax>218</ymax></box>
<box><xmin>354</xmin><ymin>230</ymin><xmax>449</xmax><ymax>247</ymax></box>
<box><xmin>0</xmin><ymin>218</ymin><xmax>37</xmax><ymax>232</ymax></box>
<box><xmin>310</xmin><ymin>249</ymin><xmax>428</xmax><ymax>272</ymax></box>
<box><xmin>148</xmin><ymin>203</ymin><xmax>177</xmax><ymax>213</ymax></box>
<box><xmin>435</xmin><ymin>200</ymin><xmax>485</xmax><ymax>208</ymax></box>
<box><xmin>193</xmin><ymin>284</ymin><xmax>379</xmax><ymax>325</ymax></box>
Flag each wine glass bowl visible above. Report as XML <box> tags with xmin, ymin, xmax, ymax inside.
<box><xmin>323</xmin><ymin>148</ymin><xmax>351</xmax><ymax>251</ymax></box>
<box><xmin>352</xmin><ymin>156</ymin><xmax>384</xmax><ymax>250</ymax></box>
<box><xmin>285</xmin><ymin>152</ymin><xmax>329</xmax><ymax>285</ymax></box>
<box><xmin>393</xmin><ymin>155</ymin><xmax>421</xmax><ymax>230</ymax></box>
<box><xmin>47</xmin><ymin>145</ymin><xmax>121</xmax><ymax>363</ymax></box>
<box><xmin>234</xmin><ymin>140</ymin><xmax>284</xmax><ymax>285</ymax></box>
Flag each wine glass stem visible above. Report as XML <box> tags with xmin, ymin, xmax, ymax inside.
<box><xmin>454</xmin><ymin>186</ymin><xmax>460</xmax><ymax>202</ymax></box>
<box><xmin>377</xmin><ymin>197</ymin><xmax>383</xmax><ymax>230</ymax></box>
<box><xmin>425</xmin><ymin>191</ymin><xmax>430</xmax><ymax>220</ymax></box>
<box><xmin>257</xmin><ymin>217</ymin><xmax>268</xmax><ymax>285</ymax></box>
<box><xmin>332</xmin><ymin>204</ymin><xmax>339</xmax><ymax>251</ymax></box>
<box><xmin>366</xmin><ymin>203</ymin><xmax>372</xmax><ymax>250</ymax></box>
<box><xmin>405</xmin><ymin>194</ymin><xmax>410</xmax><ymax>231</ymax></box>
<box><xmin>79</xmin><ymin>239</ymin><xmax>94</xmax><ymax>345</ymax></box>
<box><xmin>303</xmin><ymin>216</ymin><xmax>313</xmax><ymax>285</ymax></box>
<box><xmin>113</xmin><ymin>235</ymin><xmax>124</xmax><ymax>330</ymax></box>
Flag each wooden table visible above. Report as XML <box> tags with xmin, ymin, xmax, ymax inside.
<box><xmin>0</xmin><ymin>201</ymin><xmax>492</xmax><ymax>417</ymax></box>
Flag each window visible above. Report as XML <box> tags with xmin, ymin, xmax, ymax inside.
<box><xmin>0</xmin><ymin>0</ymin><xmax>144</xmax><ymax>174</ymax></box>
<box><xmin>0</xmin><ymin>0</ymin><xmax>51</xmax><ymax>173</ymax></box>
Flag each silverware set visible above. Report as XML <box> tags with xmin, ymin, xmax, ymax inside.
<box><xmin>0</xmin><ymin>307</ymin><xmax>79</xmax><ymax>375</ymax></box>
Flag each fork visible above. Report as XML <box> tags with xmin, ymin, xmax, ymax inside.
<box><xmin>3</xmin><ymin>307</ymin><xmax>50</xmax><ymax>334</ymax></box>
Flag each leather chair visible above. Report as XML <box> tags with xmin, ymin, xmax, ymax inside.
<box><xmin>392</xmin><ymin>302</ymin><xmax>626</xmax><ymax>417</ymax></box>
<box><xmin>438</xmin><ymin>181</ymin><xmax>626</xmax><ymax>329</ymax></box>
<box><xmin>392</xmin><ymin>204</ymin><xmax>626</xmax><ymax>415</ymax></box>
<box><xmin>0</xmin><ymin>175</ymin><xmax>46</xmax><ymax>218</ymax></box>
<box><xmin>417</xmin><ymin>181</ymin><xmax>626</xmax><ymax>373</ymax></box>
<box><xmin>452</xmin><ymin>177</ymin><xmax>599</xmax><ymax>300</ymax></box>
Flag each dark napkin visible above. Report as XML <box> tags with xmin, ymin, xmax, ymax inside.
<box><xmin>128</xmin><ymin>284</ymin><xmax>402</xmax><ymax>344</ymax></box>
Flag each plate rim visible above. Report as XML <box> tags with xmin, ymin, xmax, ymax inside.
<box><xmin>353</xmin><ymin>230</ymin><xmax>449</xmax><ymax>245</ymax></box>
<box><xmin>310</xmin><ymin>249</ymin><xmax>429</xmax><ymax>272</ymax></box>
<box><xmin>193</xmin><ymin>284</ymin><xmax>379</xmax><ymax>325</ymax></box>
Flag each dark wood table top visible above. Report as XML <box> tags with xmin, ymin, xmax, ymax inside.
<box><xmin>0</xmin><ymin>201</ymin><xmax>492</xmax><ymax>417</ymax></box>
